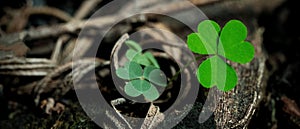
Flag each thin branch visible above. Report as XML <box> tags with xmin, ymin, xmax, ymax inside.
<box><xmin>4</xmin><ymin>6</ymin><xmax>72</xmax><ymax>32</ymax></box>
<box><xmin>73</xmin><ymin>0</ymin><xmax>102</xmax><ymax>20</ymax></box>
<box><xmin>25</xmin><ymin>6</ymin><xmax>72</xmax><ymax>22</ymax></box>
<box><xmin>0</xmin><ymin>0</ymin><xmax>219</xmax><ymax>44</ymax></box>
<box><xmin>53</xmin><ymin>0</ymin><xmax>103</xmax><ymax>64</ymax></box>
<box><xmin>50</xmin><ymin>35</ymin><xmax>69</xmax><ymax>63</ymax></box>
<box><xmin>0</xmin><ymin>58</ymin><xmax>55</xmax><ymax>76</ymax></box>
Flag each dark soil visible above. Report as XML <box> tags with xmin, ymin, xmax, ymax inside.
<box><xmin>248</xmin><ymin>0</ymin><xmax>300</xmax><ymax>128</ymax></box>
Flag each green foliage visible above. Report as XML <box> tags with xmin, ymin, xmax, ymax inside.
<box><xmin>187</xmin><ymin>20</ymin><xmax>255</xmax><ymax>91</ymax></box>
<box><xmin>125</xmin><ymin>40</ymin><xmax>143</xmax><ymax>52</ymax></box>
<box><xmin>197</xmin><ymin>56</ymin><xmax>237</xmax><ymax>91</ymax></box>
<box><xmin>116</xmin><ymin>40</ymin><xmax>167</xmax><ymax>101</ymax></box>
<box><xmin>116</xmin><ymin>61</ymin><xmax>143</xmax><ymax>80</ymax></box>
<box><xmin>125</xmin><ymin>40</ymin><xmax>160</xmax><ymax>68</ymax></box>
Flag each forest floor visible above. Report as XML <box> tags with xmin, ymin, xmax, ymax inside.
<box><xmin>1</xmin><ymin>0</ymin><xmax>300</xmax><ymax>129</ymax></box>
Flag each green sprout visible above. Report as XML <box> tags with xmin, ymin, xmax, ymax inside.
<box><xmin>187</xmin><ymin>20</ymin><xmax>255</xmax><ymax>91</ymax></box>
<box><xmin>116</xmin><ymin>40</ymin><xmax>167</xmax><ymax>101</ymax></box>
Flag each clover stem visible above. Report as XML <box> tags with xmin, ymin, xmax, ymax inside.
<box><xmin>217</xmin><ymin>55</ymin><xmax>227</xmax><ymax>62</ymax></box>
<box><xmin>216</xmin><ymin>36</ymin><xmax>220</xmax><ymax>55</ymax></box>
<box><xmin>168</xmin><ymin>55</ymin><xmax>205</xmax><ymax>86</ymax></box>
<box><xmin>130</xmin><ymin>77</ymin><xmax>151</xmax><ymax>83</ymax></box>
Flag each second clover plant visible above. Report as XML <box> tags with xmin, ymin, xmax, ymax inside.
<box><xmin>116</xmin><ymin>40</ymin><xmax>167</xmax><ymax>101</ymax></box>
<box><xmin>187</xmin><ymin>20</ymin><xmax>255</xmax><ymax>91</ymax></box>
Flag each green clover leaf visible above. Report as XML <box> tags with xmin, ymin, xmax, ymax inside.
<box><xmin>187</xmin><ymin>20</ymin><xmax>255</xmax><ymax>91</ymax></box>
<box><xmin>125</xmin><ymin>40</ymin><xmax>142</xmax><ymax>52</ymax></box>
<box><xmin>218</xmin><ymin>20</ymin><xmax>255</xmax><ymax>64</ymax></box>
<box><xmin>197</xmin><ymin>56</ymin><xmax>237</xmax><ymax>91</ymax></box>
<box><xmin>125</xmin><ymin>49</ymin><xmax>138</xmax><ymax>61</ymax></box>
<box><xmin>116</xmin><ymin>62</ymin><xmax>167</xmax><ymax>101</ymax></box>
<box><xmin>143</xmin><ymin>52</ymin><xmax>160</xmax><ymax>68</ymax></box>
<box><xmin>131</xmin><ymin>54</ymin><xmax>152</xmax><ymax>67</ymax></box>
<box><xmin>129</xmin><ymin>79</ymin><xmax>151</xmax><ymax>93</ymax></box>
<box><xmin>144</xmin><ymin>66</ymin><xmax>167</xmax><ymax>87</ymax></box>
<box><xmin>125</xmin><ymin>40</ymin><xmax>160</xmax><ymax>68</ymax></box>
<box><xmin>143</xmin><ymin>85</ymin><xmax>160</xmax><ymax>101</ymax></box>
<box><xmin>116</xmin><ymin>61</ymin><xmax>143</xmax><ymax>80</ymax></box>
<box><xmin>124</xmin><ymin>82</ymin><xmax>142</xmax><ymax>97</ymax></box>
<box><xmin>187</xmin><ymin>20</ymin><xmax>220</xmax><ymax>54</ymax></box>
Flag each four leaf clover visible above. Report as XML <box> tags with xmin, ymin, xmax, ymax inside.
<box><xmin>116</xmin><ymin>40</ymin><xmax>167</xmax><ymax>101</ymax></box>
<box><xmin>187</xmin><ymin>20</ymin><xmax>255</xmax><ymax>91</ymax></box>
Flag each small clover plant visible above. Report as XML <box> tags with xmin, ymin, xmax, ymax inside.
<box><xmin>187</xmin><ymin>20</ymin><xmax>255</xmax><ymax>91</ymax></box>
<box><xmin>116</xmin><ymin>40</ymin><xmax>167</xmax><ymax>101</ymax></box>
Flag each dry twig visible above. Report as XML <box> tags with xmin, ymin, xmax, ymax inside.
<box><xmin>4</xmin><ymin>6</ymin><xmax>72</xmax><ymax>33</ymax></box>
<box><xmin>33</xmin><ymin>58</ymin><xmax>108</xmax><ymax>105</ymax></box>
<box><xmin>282</xmin><ymin>96</ymin><xmax>300</xmax><ymax>117</ymax></box>
<box><xmin>0</xmin><ymin>58</ymin><xmax>55</xmax><ymax>76</ymax></box>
